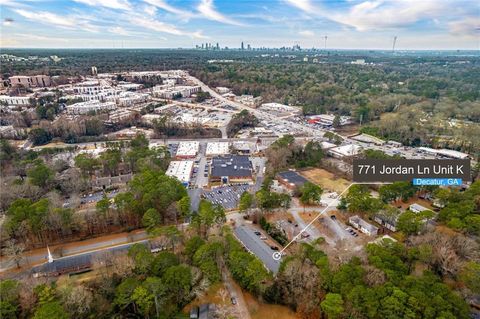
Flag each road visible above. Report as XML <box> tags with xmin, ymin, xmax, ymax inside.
<box><xmin>233</xmin><ymin>225</ymin><xmax>280</xmax><ymax>274</ymax></box>
<box><xmin>187</xmin><ymin>75</ymin><xmax>325</xmax><ymax>138</ymax></box>
<box><xmin>0</xmin><ymin>230</ymin><xmax>149</xmax><ymax>273</ymax></box>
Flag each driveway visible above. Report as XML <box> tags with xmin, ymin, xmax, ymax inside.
<box><xmin>233</xmin><ymin>225</ymin><xmax>280</xmax><ymax>274</ymax></box>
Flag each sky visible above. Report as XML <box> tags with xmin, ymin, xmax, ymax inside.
<box><xmin>0</xmin><ymin>0</ymin><xmax>479</xmax><ymax>50</ymax></box>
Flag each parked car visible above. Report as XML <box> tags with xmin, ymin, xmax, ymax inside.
<box><xmin>270</xmin><ymin>246</ymin><xmax>279</xmax><ymax>251</ymax></box>
<box><xmin>231</xmin><ymin>297</ymin><xmax>237</xmax><ymax>305</ymax></box>
<box><xmin>330</xmin><ymin>215</ymin><xmax>336</xmax><ymax>220</ymax></box>
<box><xmin>254</xmin><ymin>231</ymin><xmax>261</xmax><ymax>236</ymax></box>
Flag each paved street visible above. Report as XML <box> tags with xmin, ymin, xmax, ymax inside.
<box><xmin>233</xmin><ymin>225</ymin><xmax>280</xmax><ymax>274</ymax></box>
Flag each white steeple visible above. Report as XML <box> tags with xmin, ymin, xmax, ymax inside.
<box><xmin>47</xmin><ymin>246</ymin><xmax>54</xmax><ymax>263</ymax></box>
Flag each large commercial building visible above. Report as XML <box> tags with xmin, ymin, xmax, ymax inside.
<box><xmin>417</xmin><ymin>147</ymin><xmax>470</xmax><ymax>160</ymax></box>
<box><xmin>66</xmin><ymin>101</ymin><xmax>116</xmax><ymax>115</ymax></box>
<box><xmin>206</xmin><ymin>142</ymin><xmax>230</xmax><ymax>156</ymax></box>
<box><xmin>307</xmin><ymin>114</ymin><xmax>352</xmax><ymax>126</ymax></box>
<box><xmin>152</xmin><ymin>85</ymin><xmax>200</xmax><ymax>99</ymax></box>
<box><xmin>9</xmin><ymin>75</ymin><xmax>51</xmax><ymax>88</ymax></box>
<box><xmin>166</xmin><ymin>161</ymin><xmax>194</xmax><ymax>186</ymax></box>
<box><xmin>176</xmin><ymin>141</ymin><xmax>200</xmax><ymax>158</ymax></box>
<box><xmin>210</xmin><ymin>155</ymin><xmax>253</xmax><ymax>185</ymax></box>
<box><xmin>0</xmin><ymin>95</ymin><xmax>32</xmax><ymax>106</ymax></box>
<box><xmin>328</xmin><ymin>144</ymin><xmax>362</xmax><ymax>159</ymax></box>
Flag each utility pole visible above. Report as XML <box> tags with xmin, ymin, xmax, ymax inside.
<box><xmin>392</xmin><ymin>36</ymin><xmax>397</xmax><ymax>52</ymax></box>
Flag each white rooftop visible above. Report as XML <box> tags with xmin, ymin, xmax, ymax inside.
<box><xmin>329</xmin><ymin>144</ymin><xmax>362</xmax><ymax>157</ymax></box>
<box><xmin>206</xmin><ymin>142</ymin><xmax>230</xmax><ymax>156</ymax></box>
<box><xmin>176</xmin><ymin>141</ymin><xmax>199</xmax><ymax>157</ymax></box>
<box><xmin>166</xmin><ymin>160</ymin><xmax>194</xmax><ymax>184</ymax></box>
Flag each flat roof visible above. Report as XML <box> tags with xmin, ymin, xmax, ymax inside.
<box><xmin>206</xmin><ymin>142</ymin><xmax>230</xmax><ymax>156</ymax></box>
<box><xmin>166</xmin><ymin>160</ymin><xmax>194</xmax><ymax>183</ymax></box>
<box><xmin>329</xmin><ymin>144</ymin><xmax>362</xmax><ymax>157</ymax></box>
<box><xmin>350</xmin><ymin>215</ymin><xmax>379</xmax><ymax>233</ymax></box>
<box><xmin>277</xmin><ymin>171</ymin><xmax>308</xmax><ymax>186</ymax></box>
<box><xmin>418</xmin><ymin>147</ymin><xmax>469</xmax><ymax>159</ymax></box>
<box><xmin>176</xmin><ymin>141</ymin><xmax>199</xmax><ymax>157</ymax></box>
<box><xmin>409</xmin><ymin>203</ymin><xmax>430</xmax><ymax>212</ymax></box>
<box><xmin>211</xmin><ymin>155</ymin><xmax>252</xmax><ymax>178</ymax></box>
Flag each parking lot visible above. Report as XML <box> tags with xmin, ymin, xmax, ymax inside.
<box><xmin>203</xmin><ymin>184</ymin><xmax>250</xmax><ymax>210</ymax></box>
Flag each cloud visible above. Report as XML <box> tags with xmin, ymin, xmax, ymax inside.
<box><xmin>449</xmin><ymin>17</ymin><xmax>480</xmax><ymax>37</ymax></box>
<box><xmin>299</xmin><ymin>30</ymin><xmax>314</xmax><ymax>37</ymax></box>
<box><xmin>143</xmin><ymin>0</ymin><xmax>193</xmax><ymax>18</ymax></box>
<box><xmin>73</xmin><ymin>0</ymin><xmax>132</xmax><ymax>11</ymax></box>
<box><xmin>285</xmin><ymin>0</ymin><xmax>453</xmax><ymax>31</ymax></box>
<box><xmin>14</xmin><ymin>9</ymin><xmax>99</xmax><ymax>32</ymax></box>
<box><xmin>197</xmin><ymin>0</ymin><xmax>244</xmax><ymax>26</ymax></box>
<box><xmin>192</xmin><ymin>31</ymin><xmax>210</xmax><ymax>39</ymax></box>
<box><xmin>143</xmin><ymin>5</ymin><xmax>157</xmax><ymax>16</ymax></box>
<box><xmin>128</xmin><ymin>16</ymin><xmax>183</xmax><ymax>35</ymax></box>
<box><xmin>284</xmin><ymin>0</ymin><xmax>314</xmax><ymax>12</ymax></box>
<box><xmin>108</xmin><ymin>26</ymin><xmax>132</xmax><ymax>36</ymax></box>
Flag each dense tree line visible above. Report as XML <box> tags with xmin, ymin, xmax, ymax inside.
<box><xmin>226</xmin><ymin>109</ymin><xmax>259</xmax><ymax>137</ymax></box>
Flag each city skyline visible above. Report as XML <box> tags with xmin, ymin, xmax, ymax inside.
<box><xmin>1</xmin><ymin>0</ymin><xmax>479</xmax><ymax>50</ymax></box>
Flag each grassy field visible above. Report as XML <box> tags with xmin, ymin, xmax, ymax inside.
<box><xmin>301</xmin><ymin>168</ymin><xmax>351</xmax><ymax>193</ymax></box>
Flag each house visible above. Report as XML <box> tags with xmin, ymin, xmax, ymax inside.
<box><xmin>210</xmin><ymin>155</ymin><xmax>253</xmax><ymax>185</ymax></box>
<box><xmin>374</xmin><ymin>210</ymin><xmax>402</xmax><ymax>232</ymax></box>
<box><xmin>277</xmin><ymin>171</ymin><xmax>308</xmax><ymax>190</ymax></box>
<box><xmin>409</xmin><ymin>203</ymin><xmax>431</xmax><ymax>214</ymax></box>
<box><xmin>349</xmin><ymin>215</ymin><xmax>379</xmax><ymax>236</ymax></box>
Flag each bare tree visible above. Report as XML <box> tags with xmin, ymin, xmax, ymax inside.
<box><xmin>3</xmin><ymin>239</ymin><xmax>25</xmax><ymax>268</ymax></box>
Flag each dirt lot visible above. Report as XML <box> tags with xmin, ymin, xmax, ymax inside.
<box><xmin>244</xmin><ymin>291</ymin><xmax>299</xmax><ymax>319</ymax></box>
<box><xmin>300</xmin><ymin>168</ymin><xmax>351</xmax><ymax>193</ymax></box>
<box><xmin>392</xmin><ymin>197</ymin><xmax>434</xmax><ymax>210</ymax></box>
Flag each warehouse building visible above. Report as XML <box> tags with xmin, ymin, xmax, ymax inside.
<box><xmin>176</xmin><ymin>141</ymin><xmax>199</xmax><ymax>159</ymax></box>
<box><xmin>166</xmin><ymin>161</ymin><xmax>194</xmax><ymax>186</ymax></box>
<box><xmin>206</xmin><ymin>142</ymin><xmax>230</xmax><ymax>156</ymax></box>
<box><xmin>277</xmin><ymin>171</ymin><xmax>308</xmax><ymax>190</ymax></box>
<box><xmin>210</xmin><ymin>155</ymin><xmax>253</xmax><ymax>185</ymax></box>
<box><xmin>328</xmin><ymin>144</ymin><xmax>362</xmax><ymax>159</ymax></box>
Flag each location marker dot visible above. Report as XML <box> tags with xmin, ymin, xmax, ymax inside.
<box><xmin>272</xmin><ymin>252</ymin><xmax>282</xmax><ymax>261</ymax></box>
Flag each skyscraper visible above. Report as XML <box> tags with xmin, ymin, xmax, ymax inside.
<box><xmin>241</xmin><ymin>41</ymin><xmax>244</xmax><ymax>50</ymax></box>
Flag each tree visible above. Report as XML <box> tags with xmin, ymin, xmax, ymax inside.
<box><xmin>29</xmin><ymin>128</ymin><xmax>52</xmax><ymax>146</ymax></box>
<box><xmin>163</xmin><ymin>265</ymin><xmax>192</xmax><ymax>305</ymax></box>
<box><xmin>300</xmin><ymin>182</ymin><xmax>323</xmax><ymax>206</ymax></box>
<box><xmin>74</xmin><ymin>153</ymin><xmax>100</xmax><ymax>176</ymax></box>
<box><xmin>131</xmin><ymin>286</ymin><xmax>154</xmax><ymax>317</ymax></box>
<box><xmin>321</xmin><ymin>293</ymin><xmax>344</xmax><ymax>319</ymax></box>
<box><xmin>142</xmin><ymin>208</ymin><xmax>161</xmax><ymax>230</ymax></box>
<box><xmin>27</xmin><ymin>161</ymin><xmax>53</xmax><ymax>188</ymax></box>
<box><xmin>332</xmin><ymin>115</ymin><xmax>341</xmax><ymax>128</ymax></box>
<box><xmin>33</xmin><ymin>302</ymin><xmax>69</xmax><ymax>319</ymax></box>
<box><xmin>239</xmin><ymin>191</ymin><xmax>253</xmax><ymax>212</ymax></box>
<box><xmin>96</xmin><ymin>194</ymin><xmax>110</xmax><ymax>217</ymax></box>
<box><xmin>396</xmin><ymin>210</ymin><xmax>433</xmax><ymax>235</ymax></box>
<box><xmin>0</xmin><ymin>280</ymin><xmax>19</xmax><ymax>319</ymax></box>
<box><xmin>176</xmin><ymin>196</ymin><xmax>191</xmax><ymax>220</ymax></box>
<box><xmin>460</xmin><ymin>261</ymin><xmax>480</xmax><ymax>294</ymax></box>
<box><xmin>3</xmin><ymin>239</ymin><xmax>25</xmax><ymax>268</ymax></box>
<box><xmin>194</xmin><ymin>200</ymin><xmax>225</xmax><ymax>237</ymax></box>
<box><xmin>344</xmin><ymin>185</ymin><xmax>384</xmax><ymax>214</ymax></box>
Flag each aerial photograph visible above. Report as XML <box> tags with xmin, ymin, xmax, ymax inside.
<box><xmin>0</xmin><ymin>0</ymin><xmax>479</xmax><ymax>318</ymax></box>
